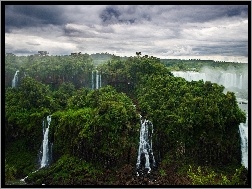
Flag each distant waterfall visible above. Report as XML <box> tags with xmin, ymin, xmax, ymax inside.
<box><xmin>239</xmin><ymin>114</ymin><xmax>248</xmax><ymax>169</ymax></box>
<box><xmin>12</xmin><ymin>70</ymin><xmax>19</xmax><ymax>88</ymax></box>
<box><xmin>96</xmin><ymin>70</ymin><xmax>99</xmax><ymax>89</ymax></box>
<box><xmin>92</xmin><ymin>70</ymin><xmax>101</xmax><ymax>89</ymax></box>
<box><xmin>172</xmin><ymin>71</ymin><xmax>246</xmax><ymax>90</ymax></box>
<box><xmin>99</xmin><ymin>74</ymin><xmax>102</xmax><ymax>88</ymax></box>
<box><xmin>40</xmin><ymin>115</ymin><xmax>52</xmax><ymax>168</ymax></box>
<box><xmin>172</xmin><ymin>71</ymin><xmax>206</xmax><ymax>82</ymax></box>
<box><xmin>91</xmin><ymin>70</ymin><xmax>94</xmax><ymax>90</ymax></box>
<box><xmin>136</xmin><ymin>115</ymin><xmax>156</xmax><ymax>175</ymax></box>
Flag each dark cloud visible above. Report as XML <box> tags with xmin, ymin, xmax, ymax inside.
<box><xmin>99</xmin><ymin>5</ymin><xmax>151</xmax><ymax>25</ymax></box>
<box><xmin>226</xmin><ymin>5</ymin><xmax>248</xmax><ymax>17</ymax></box>
<box><xmin>193</xmin><ymin>42</ymin><xmax>248</xmax><ymax>56</ymax></box>
<box><xmin>4</xmin><ymin>5</ymin><xmax>248</xmax><ymax>62</ymax></box>
<box><xmin>156</xmin><ymin>5</ymin><xmax>248</xmax><ymax>24</ymax></box>
<box><xmin>63</xmin><ymin>25</ymin><xmax>83</xmax><ymax>36</ymax></box>
<box><xmin>100</xmin><ymin>6</ymin><xmax>121</xmax><ymax>24</ymax></box>
<box><xmin>5</xmin><ymin>5</ymin><xmax>66</xmax><ymax>32</ymax></box>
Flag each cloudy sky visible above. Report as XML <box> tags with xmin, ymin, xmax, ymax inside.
<box><xmin>5</xmin><ymin>4</ymin><xmax>248</xmax><ymax>63</ymax></box>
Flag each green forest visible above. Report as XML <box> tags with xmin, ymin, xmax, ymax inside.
<box><xmin>4</xmin><ymin>53</ymin><xmax>248</xmax><ymax>185</ymax></box>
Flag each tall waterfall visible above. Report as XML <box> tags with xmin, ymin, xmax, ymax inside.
<box><xmin>92</xmin><ymin>70</ymin><xmax>101</xmax><ymax>89</ymax></box>
<box><xmin>136</xmin><ymin>115</ymin><xmax>156</xmax><ymax>175</ymax></box>
<box><xmin>96</xmin><ymin>70</ymin><xmax>99</xmax><ymax>89</ymax></box>
<box><xmin>91</xmin><ymin>70</ymin><xmax>94</xmax><ymax>90</ymax></box>
<box><xmin>40</xmin><ymin>115</ymin><xmax>52</xmax><ymax>168</ymax></box>
<box><xmin>12</xmin><ymin>70</ymin><xmax>19</xmax><ymax>88</ymax></box>
<box><xmin>239</xmin><ymin>114</ymin><xmax>248</xmax><ymax>169</ymax></box>
<box><xmin>20</xmin><ymin>116</ymin><xmax>52</xmax><ymax>182</ymax></box>
<box><xmin>99</xmin><ymin>74</ymin><xmax>102</xmax><ymax>88</ymax></box>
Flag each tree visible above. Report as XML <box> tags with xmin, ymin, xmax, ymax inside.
<box><xmin>137</xmin><ymin>74</ymin><xmax>246</xmax><ymax>166</ymax></box>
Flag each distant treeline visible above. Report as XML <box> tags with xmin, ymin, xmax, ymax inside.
<box><xmin>160</xmin><ymin>59</ymin><xmax>248</xmax><ymax>72</ymax></box>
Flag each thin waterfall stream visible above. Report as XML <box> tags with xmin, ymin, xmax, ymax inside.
<box><xmin>239</xmin><ymin>113</ymin><xmax>248</xmax><ymax>169</ymax></box>
<box><xmin>92</xmin><ymin>69</ymin><xmax>101</xmax><ymax>89</ymax></box>
<box><xmin>20</xmin><ymin>115</ymin><xmax>52</xmax><ymax>183</ymax></box>
<box><xmin>40</xmin><ymin>115</ymin><xmax>52</xmax><ymax>168</ymax></box>
<box><xmin>136</xmin><ymin>115</ymin><xmax>156</xmax><ymax>176</ymax></box>
<box><xmin>12</xmin><ymin>70</ymin><xmax>19</xmax><ymax>88</ymax></box>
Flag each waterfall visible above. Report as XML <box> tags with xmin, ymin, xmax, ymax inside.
<box><xmin>239</xmin><ymin>114</ymin><xmax>248</xmax><ymax>169</ymax></box>
<box><xmin>91</xmin><ymin>70</ymin><xmax>94</xmax><ymax>90</ymax></box>
<box><xmin>239</xmin><ymin>74</ymin><xmax>243</xmax><ymax>89</ymax></box>
<box><xmin>40</xmin><ymin>115</ymin><xmax>52</xmax><ymax>168</ymax></box>
<box><xmin>172</xmin><ymin>71</ymin><xmax>206</xmax><ymax>82</ymax></box>
<box><xmin>171</xmin><ymin>71</ymin><xmax>246</xmax><ymax>90</ymax></box>
<box><xmin>96</xmin><ymin>70</ymin><xmax>99</xmax><ymax>89</ymax></box>
<box><xmin>12</xmin><ymin>70</ymin><xmax>19</xmax><ymax>88</ymax></box>
<box><xmin>20</xmin><ymin>116</ymin><xmax>52</xmax><ymax>182</ymax></box>
<box><xmin>92</xmin><ymin>70</ymin><xmax>101</xmax><ymax>89</ymax></box>
<box><xmin>136</xmin><ymin>116</ymin><xmax>156</xmax><ymax>175</ymax></box>
<box><xmin>100</xmin><ymin>74</ymin><xmax>102</xmax><ymax>88</ymax></box>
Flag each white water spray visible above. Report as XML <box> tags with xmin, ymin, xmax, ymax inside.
<box><xmin>12</xmin><ymin>70</ymin><xmax>19</xmax><ymax>88</ymax></box>
<box><xmin>100</xmin><ymin>74</ymin><xmax>102</xmax><ymax>88</ymax></box>
<box><xmin>40</xmin><ymin>115</ymin><xmax>52</xmax><ymax>168</ymax></box>
<box><xmin>136</xmin><ymin>116</ymin><xmax>156</xmax><ymax>175</ymax></box>
<box><xmin>239</xmin><ymin>114</ymin><xmax>248</xmax><ymax>169</ymax></box>
<box><xmin>96</xmin><ymin>70</ymin><xmax>99</xmax><ymax>89</ymax></box>
<box><xmin>20</xmin><ymin>116</ymin><xmax>52</xmax><ymax>182</ymax></box>
<box><xmin>172</xmin><ymin>71</ymin><xmax>246</xmax><ymax>90</ymax></box>
<box><xmin>92</xmin><ymin>70</ymin><xmax>101</xmax><ymax>89</ymax></box>
<box><xmin>91</xmin><ymin>70</ymin><xmax>94</xmax><ymax>90</ymax></box>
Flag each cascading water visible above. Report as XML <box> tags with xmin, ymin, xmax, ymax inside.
<box><xmin>172</xmin><ymin>71</ymin><xmax>206</xmax><ymax>82</ymax></box>
<box><xmin>92</xmin><ymin>70</ymin><xmax>101</xmax><ymax>89</ymax></box>
<box><xmin>20</xmin><ymin>115</ymin><xmax>52</xmax><ymax>182</ymax></box>
<box><xmin>239</xmin><ymin>74</ymin><xmax>243</xmax><ymax>89</ymax></box>
<box><xmin>100</xmin><ymin>74</ymin><xmax>102</xmax><ymax>88</ymax></box>
<box><xmin>136</xmin><ymin>115</ymin><xmax>156</xmax><ymax>176</ymax></box>
<box><xmin>40</xmin><ymin>115</ymin><xmax>52</xmax><ymax>168</ymax></box>
<box><xmin>239</xmin><ymin>114</ymin><xmax>248</xmax><ymax>169</ymax></box>
<box><xmin>12</xmin><ymin>70</ymin><xmax>19</xmax><ymax>88</ymax></box>
<box><xmin>91</xmin><ymin>70</ymin><xmax>94</xmax><ymax>90</ymax></box>
<box><xmin>171</xmin><ymin>71</ymin><xmax>246</xmax><ymax>90</ymax></box>
<box><xmin>96</xmin><ymin>70</ymin><xmax>99</xmax><ymax>89</ymax></box>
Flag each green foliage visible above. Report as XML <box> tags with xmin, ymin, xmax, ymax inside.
<box><xmin>159</xmin><ymin>169</ymin><xmax>166</xmax><ymax>177</ymax></box>
<box><xmin>137</xmin><ymin>74</ymin><xmax>246</xmax><ymax>166</ymax></box>
<box><xmin>187</xmin><ymin>165</ymin><xmax>248</xmax><ymax>185</ymax></box>
<box><xmin>5</xmin><ymin>161</ymin><xmax>17</xmax><ymax>181</ymax></box>
<box><xmin>5</xmin><ymin>139</ymin><xmax>38</xmax><ymax>178</ymax></box>
<box><xmin>51</xmin><ymin>86</ymin><xmax>139</xmax><ymax>167</ymax></box>
<box><xmin>52</xmin><ymin>82</ymin><xmax>76</xmax><ymax>109</ymax></box>
<box><xmin>5</xmin><ymin>78</ymin><xmax>54</xmax><ymax>153</ymax></box>
<box><xmin>187</xmin><ymin>165</ymin><xmax>217</xmax><ymax>185</ymax></box>
<box><xmin>67</xmin><ymin>87</ymin><xmax>90</xmax><ymax>109</ymax></box>
<box><xmin>4</xmin><ymin>54</ymin><xmax>247</xmax><ymax>185</ymax></box>
<box><xmin>161</xmin><ymin>59</ymin><xmax>247</xmax><ymax>72</ymax></box>
<box><xmin>99</xmin><ymin>56</ymin><xmax>171</xmax><ymax>97</ymax></box>
<box><xmin>5</xmin><ymin>54</ymin><xmax>94</xmax><ymax>89</ymax></box>
<box><xmin>25</xmin><ymin>155</ymin><xmax>102</xmax><ymax>185</ymax></box>
<box><xmin>5</xmin><ymin>77</ymin><xmax>54</xmax><ymax>113</ymax></box>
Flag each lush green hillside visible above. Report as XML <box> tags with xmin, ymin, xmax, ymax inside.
<box><xmin>4</xmin><ymin>53</ymin><xmax>248</xmax><ymax>185</ymax></box>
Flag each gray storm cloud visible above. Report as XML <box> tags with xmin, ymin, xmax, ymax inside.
<box><xmin>4</xmin><ymin>4</ymin><xmax>248</xmax><ymax>62</ymax></box>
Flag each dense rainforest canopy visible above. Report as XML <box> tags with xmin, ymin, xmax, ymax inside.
<box><xmin>4</xmin><ymin>53</ymin><xmax>248</xmax><ymax>185</ymax></box>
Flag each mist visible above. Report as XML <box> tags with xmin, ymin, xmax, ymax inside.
<box><xmin>172</xmin><ymin>65</ymin><xmax>248</xmax><ymax>100</ymax></box>
<box><xmin>199</xmin><ymin>65</ymin><xmax>248</xmax><ymax>99</ymax></box>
